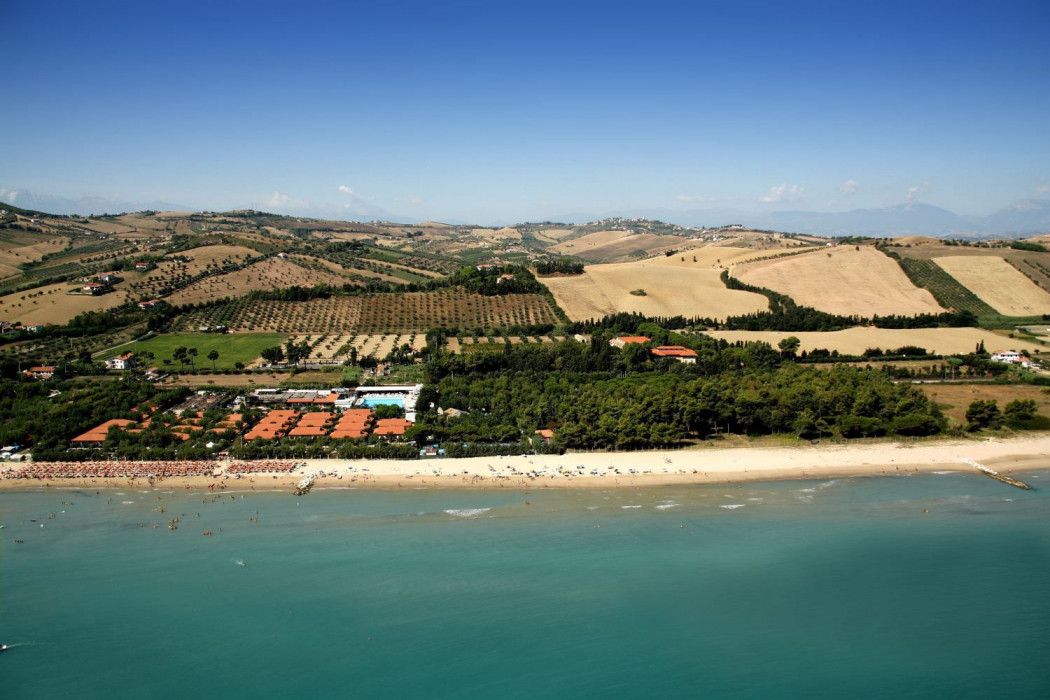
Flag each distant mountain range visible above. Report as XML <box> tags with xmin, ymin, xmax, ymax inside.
<box><xmin>551</xmin><ymin>200</ymin><xmax>1050</xmax><ymax>238</ymax></box>
<box><xmin>0</xmin><ymin>188</ymin><xmax>193</xmax><ymax>217</ymax></box>
<box><xmin>3</xmin><ymin>186</ymin><xmax>1049</xmax><ymax>238</ymax></box>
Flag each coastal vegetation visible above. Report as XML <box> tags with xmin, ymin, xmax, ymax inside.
<box><xmin>414</xmin><ymin>331</ymin><xmax>946</xmax><ymax>450</ymax></box>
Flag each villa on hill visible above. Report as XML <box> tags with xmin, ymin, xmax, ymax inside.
<box><xmin>652</xmin><ymin>346</ymin><xmax>699</xmax><ymax>364</ymax></box>
<box><xmin>609</xmin><ymin>336</ymin><xmax>650</xmax><ymax>349</ymax></box>
<box><xmin>105</xmin><ymin>353</ymin><xmax>136</xmax><ymax>370</ymax></box>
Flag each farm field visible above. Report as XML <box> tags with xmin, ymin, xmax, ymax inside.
<box><xmin>550</xmin><ymin>230</ymin><xmax>693</xmax><ymax>262</ymax></box>
<box><xmin>164</xmin><ymin>258</ymin><xmax>350</xmax><ymax>305</ymax></box>
<box><xmin>0</xmin><ymin>282</ymin><xmax>130</xmax><ymax>325</ymax></box>
<box><xmin>536</xmin><ymin>228</ymin><xmax>574</xmax><ymax>240</ymax></box>
<box><xmin>0</xmin><ymin>235</ymin><xmax>69</xmax><ymax>278</ymax></box>
<box><xmin>470</xmin><ymin>227</ymin><xmax>522</xmax><ymax>243</ymax></box>
<box><xmin>123</xmin><ymin>244</ymin><xmax>262</xmax><ymax>299</ymax></box>
<box><xmin>920</xmin><ymin>383</ymin><xmax>1050</xmax><ymax>424</ymax></box>
<box><xmin>173</xmin><ymin>289</ymin><xmax>560</xmax><ymax>334</ymax></box>
<box><xmin>702</xmin><ymin>327</ymin><xmax>1045</xmax><ymax>356</ymax></box>
<box><xmin>543</xmin><ymin>248</ymin><xmax>787</xmax><ymax>321</ymax></box>
<box><xmin>932</xmin><ymin>256</ymin><xmax>1050</xmax><ymax>316</ymax></box>
<box><xmin>733</xmin><ymin>246</ymin><xmax>945</xmax><ymax>317</ymax></box>
<box><xmin>97</xmin><ymin>333</ymin><xmax>287</xmax><ymax>370</ymax></box>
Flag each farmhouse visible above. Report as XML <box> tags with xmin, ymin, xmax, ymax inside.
<box><xmin>135</xmin><ymin>261</ymin><xmax>153</xmax><ymax>271</ymax></box>
<box><xmin>106</xmin><ymin>352</ymin><xmax>136</xmax><ymax>370</ymax></box>
<box><xmin>137</xmin><ymin>299</ymin><xmax>162</xmax><ymax>310</ymax></box>
<box><xmin>79</xmin><ymin>283</ymin><xmax>107</xmax><ymax>295</ymax></box>
<box><xmin>991</xmin><ymin>351</ymin><xmax>1024</xmax><ymax>364</ymax></box>
<box><xmin>651</xmin><ymin>346</ymin><xmax>699</xmax><ymax>363</ymax></box>
<box><xmin>0</xmin><ymin>322</ymin><xmax>40</xmax><ymax>334</ymax></box>
<box><xmin>25</xmin><ymin>365</ymin><xmax>55</xmax><ymax>380</ymax></box>
<box><xmin>534</xmin><ymin>429</ymin><xmax>554</xmax><ymax>445</ymax></box>
<box><xmin>609</xmin><ymin>335</ymin><xmax>650</xmax><ymax>349</ymax></box>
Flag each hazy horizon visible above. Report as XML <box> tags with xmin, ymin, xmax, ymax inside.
<box><xmin>3</xmin><ymin>0</ymin><xmax>1048</xmax><ymax>224</ymax></box>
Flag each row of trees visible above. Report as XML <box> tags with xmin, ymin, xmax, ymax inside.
<box><xmin>535</xmin><ymin>257</ymin><xmax>585</xmax><ymax>276</ymax></box>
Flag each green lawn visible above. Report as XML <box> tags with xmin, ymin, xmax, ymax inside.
<box><xmin>98</xmin><ymin>333</ymin><xmax>287</xmax><ymax>370</ymax></box>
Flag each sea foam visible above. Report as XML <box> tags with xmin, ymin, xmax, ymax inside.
<box><xmin>443</xmin><ymin>508</ymin><xmax>491</xmax><ymax>518</ymax></box>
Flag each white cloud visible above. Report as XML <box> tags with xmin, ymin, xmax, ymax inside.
<box><xmin>760</xmin><ymin>184</ymin><xmax>805</xmax><ymax>203</ymax></box>
<box><xmin>677</xmin><ymin>194</ymin><xmax>714</xmax><ymax>203</ymax></box>
<box><xmin>1034</xmin><ymin>184</ymin><xmax>1049</xmax><ymax>196</ymax></box>
<box><xmin>906</xmin><ymin>184</ymin><xmax>923</xmax><ymax>201</ymax></box>
<box><xmin>265</xmin><ymin>191</ymin><xmax>310</xmax><ymax>209</ymax></box>
<box><xmin>838</xmin><ymin>179</ymin><xmax>860</xmax><ymax>196</ymax></box>
<box><xmin>0</xmin><ymin>188</ymin><xmax>20</xmax><ymax>201</ymax></box>
<box><xmin>337</xmin><ymin>184</ymin><xmax>358</xmax><ymax>197</ymax></box>
<box><xmin>408</xmin><ymin>196</ymin><xmax>423</xmax><ymax>205</ymax></box>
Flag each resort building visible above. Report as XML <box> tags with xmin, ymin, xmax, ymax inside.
<box><xmin>71</xmin><ymin>419</ymin><xmax>137</xmax><ymax>444</ymax></box>
<box><xmin>350</xmin><ymin>384</ymin><xmax>424</xmax><ymax>421</ymax></box>
<box><xmin>373</xmin><ymin>418</ymin><xmax>413</xmax><ymax>437</ymax></box>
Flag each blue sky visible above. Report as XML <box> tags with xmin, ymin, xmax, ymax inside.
<box><xmin>2</xmin><ymin>0</ymin><xmax>1048</xmax><ymax>223</ymax></box>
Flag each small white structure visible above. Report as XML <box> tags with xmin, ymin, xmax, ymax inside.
<box><xmin>991</xmin><ymin>351</ymin><xmax>1024</xmax><ymax>364</ymax></box>
<box><xmin>106</xmin><ymin>353</ymin><xmax>135</xmax><ymax>370</ymax></box>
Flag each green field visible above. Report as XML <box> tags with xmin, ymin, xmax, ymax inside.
<box><xmin>98</xmin><ymin>333</ymin><xmax>287</xmax><ymax>370</ymax></box>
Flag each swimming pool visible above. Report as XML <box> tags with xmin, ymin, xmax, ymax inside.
<box><xmin>359</xmin><ymin>397</ymin><xmax>404</xmax><ymax>408</ymax></box>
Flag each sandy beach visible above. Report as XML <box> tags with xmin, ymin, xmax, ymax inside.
<box><xmin>2</xmin><ymin>435</ymin><xmax>1048</xmax><ymax>491</ymax></box>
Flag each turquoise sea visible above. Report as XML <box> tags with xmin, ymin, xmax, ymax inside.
<box><xmin>2</xmin><ymin>471</ymin><xmax>1049</xmax><ymax>699</ymax></box>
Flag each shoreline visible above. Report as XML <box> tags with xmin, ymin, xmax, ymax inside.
<box><xmin>2</xmin><ymin>435</ymin><xmax>1047</xmax><ymax>492</ymax></box>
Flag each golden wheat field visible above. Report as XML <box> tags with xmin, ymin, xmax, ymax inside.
<box><xmin>0</xmin><ymin>282</ymin><xmax>130</xmax><ymax>325</ymax></box>
<box><xmin>733</xmin><ymin>246</ymin><xmax>944</xmax><ymax>317</ymax></box>
<box><xmin>543</xmin><ymin>247</ymin><xmax>796</xmax><ymax>321</ymax></box>
<box><xmin>536</xmin><ymin>228</ymin><xmax>574</xmax><ymax>239</ymax></box>
<box><xmin>932</xmin><ymin>255</ymin><xmax>1050</xmax><ymax>316</ymax></box>
<box><xmin>703</xmin><ymin>327</ymin><xmax>1043</xmax><ymax>356</ymax></box>
<box><xmin>550</xmin><ymin>230</ymin><xmax>688</xmax><ymax>261</ymax></box>
<box><xmin>0</xmin><ymin>236</ymin><xmax>70</xmax><ymax>278</ymax></box>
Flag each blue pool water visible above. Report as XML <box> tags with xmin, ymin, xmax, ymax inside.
<box><xmin>359</xmin><ymin>396</ymin><xmax>404</xmax><ymax>408</ymax></box>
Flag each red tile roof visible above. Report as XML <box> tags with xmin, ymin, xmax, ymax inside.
<box><xmin>288</xmin><ymin>426</ymin><xmax>329</xmax><ymax>437</ymax></box>
<box><xmin>652</xmin><ymin>345</ymin><xmax>699</xmax><ymax>358</ymax></box>
<box><xmin>373</xmin><ymin>418</ymin><xmax>413</xmax><ymax>436</ymax></box>
<box><xmin>71</xmin><ymin>419</ymin><xmax>136</xmax><ymax>443</ymax></box>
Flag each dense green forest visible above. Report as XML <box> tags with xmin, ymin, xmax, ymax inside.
<box><xmin>409</xmin><ymin>333</ymin><xmax>945</xmax><ymax>450</ymax></box>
